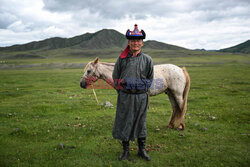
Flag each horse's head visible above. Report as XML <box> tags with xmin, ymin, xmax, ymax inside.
<box><xmin>80</xmin><ymin>57</ymin><xmax>100</xmax><ymax>89</ymax></box>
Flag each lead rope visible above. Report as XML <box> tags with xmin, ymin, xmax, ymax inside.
<box><xmin>91</xmin><ymin>85</ymin><xmax>99</xmax><ymax>104</ymax></box>
<box><xmin>91</xmin><ymin>65</ymin><xmax>99</xmax><ymax>104</ymax></box>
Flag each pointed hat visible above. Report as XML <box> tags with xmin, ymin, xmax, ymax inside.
<box><xmin>126</xmin><ymin>24</ymin><xmax>146</xmax><ymax>40</ymax></box>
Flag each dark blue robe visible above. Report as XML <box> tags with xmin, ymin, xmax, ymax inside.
<box><xmin>112</xmin><ymin>51</ymin><xmax>154</xmax><ymax>141</ymax></box>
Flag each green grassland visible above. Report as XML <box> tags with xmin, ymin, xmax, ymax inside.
<box><xmin>0</xmin><ymin>50</ymin><xmax>249</xmax><ymax>166</ymax></box>
<box><xmin>0</xmin><ymin>48</ymin><xmax>249</xmax><ymax>68</ymax></box>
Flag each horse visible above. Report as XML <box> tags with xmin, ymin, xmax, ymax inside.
<box><xmin>80</xmin><ymin>57</ymin><xmax>190</xmax><ymax>130</ymax></box>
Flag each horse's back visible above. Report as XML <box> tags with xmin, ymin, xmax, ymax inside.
<box><xmin>154</xmin><ymin>64</ymin><xmax>185</xmax><ymax>80</ymax></box>
<box><xmin>153</xmin><ymin>64</ymin><xmax>186</xmax><ymax>94</ymax></box>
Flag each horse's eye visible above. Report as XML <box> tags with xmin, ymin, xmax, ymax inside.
<box><xmin>87</xmin><ymin>70</ymin><xmax>91</xmax><ymax>74</ymax></box>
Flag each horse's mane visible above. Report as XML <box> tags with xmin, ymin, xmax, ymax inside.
<box><xmin>83</xmin><ymin>62</ymin><xmax>91</xmax><ymax>72</ymax></box>
<box><xmin>99</xmin><ymin>62</ymin><xmax>115</xmax><ymax>66</ymax></box>
<box><xmin>84</xmin><ymin>61</ymin><xmax>115</xmax><ymax>72</ymax></box>
<box><xmin>98</xmin><ymin>62</ymin><xmax>115</xmax><ymax>74</ymax></box>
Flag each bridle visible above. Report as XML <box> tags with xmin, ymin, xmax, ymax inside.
<box><xmin>82</xmin><ymin>63</ymin><xmax>100</xmax><ymax>82</ymax></box>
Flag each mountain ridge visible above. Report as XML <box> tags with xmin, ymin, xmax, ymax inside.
<box><xmin>1</xmin><ymin>29</ymin><xmax>249</xmax><ymax>54</ymax></box>
<box><xmin>219</xmin><ymin>40</ymin><xmax>250</xmax><ymax>54</ymax></box>
<box><xmin>0</xmin><ymin>29</ymin><xmax>186</xmax><ymax>52</ymax></box>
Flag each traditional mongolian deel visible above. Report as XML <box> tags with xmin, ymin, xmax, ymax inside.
<box><xmin>112</xmin><ymin>51</ymin><xmax>154</xmax><ymax>141</ymax></box>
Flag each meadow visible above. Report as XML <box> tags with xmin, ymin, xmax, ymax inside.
<box><xmin>0</xmin><ymin>50</ymin><xmax>249</xmax><ymax>166</ymax></box>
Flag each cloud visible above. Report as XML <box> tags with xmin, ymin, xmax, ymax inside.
<box><xmin>0</xmin><ymin>0</ymin><xmax>250</xmax><ymax>49</ymax></box>
<box><xmin>0</xmin><ymin>12</ymin><xmax>18</xmax><ymax>29</ymax></box>
<box><xmin>43</xmin><ymin>0</ymin><xmax>160</xmax><ymax>19</ymax></box>
<box><xmin>42</xmin><ymin>0</ymin><xmax>250</xmax><ymax>21</ymax></box>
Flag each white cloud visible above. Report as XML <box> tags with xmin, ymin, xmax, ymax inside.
<box><xmin>0</xmin><ymin>0</ymin><xmax>250</xmax><ymax>50</ymax></box>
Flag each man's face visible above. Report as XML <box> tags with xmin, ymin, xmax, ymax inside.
<box><xmin>128</xmin><ymin>39</ymin><xmax>143</xmax><ymax>52</ymax></box>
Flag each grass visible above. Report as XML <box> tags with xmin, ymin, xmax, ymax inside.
<box><xmin>1</xmin><ymin>47</ymin><xmax>249</xmax><ymax>65</ymax></box>
<box><xmin>0</xmin><ymin>52</ymin><xmax>249</xmax><ymax>166</ymax></box>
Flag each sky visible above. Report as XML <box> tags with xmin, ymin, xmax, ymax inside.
<box><xmin>0</xmin><ymin>0</ymin><xmax>250</xmax><ymax>50</ymax></box>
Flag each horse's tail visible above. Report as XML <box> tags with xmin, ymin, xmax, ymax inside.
<box><xmin>175</xmin><ymin>67</ymin><xmax>190</xmax><ymax>129</ymax></box>
<box><xmin>167</xmin><ymin>66</ymin><xmax>190</xmax><ymax>130</ymax></box>
<box><xmin>181</xmin><ymin>67</ymin><xmax>190</xmax><ymax>118</ymax></box>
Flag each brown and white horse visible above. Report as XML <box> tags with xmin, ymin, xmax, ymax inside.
<box><xmin>80</xmin><ymin>58</ymin><xmax>190</xmax><ymax>130</ymax></box>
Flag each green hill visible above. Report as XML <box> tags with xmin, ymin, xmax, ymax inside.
<box><xmin>0</xmin><ymin>29</ymin><xmax>186</xmax><ymax>52</ymax></box>
<box><xmin>0</xmin><ymin>29</ymin><xmax>127</xmax><ymax>51</ymax></box>
<box><xmin>144</xmin><ymin>40</ymin><xmax>187</xmax><ymax>50</ymax></box>
<box><xmin>79</xmin><ymin>29</ymin><xmax>127</xmax><ymax>49</ymax></box>
<box><xmin>220</xmin><ymin>40</ymin><xmax>250</xmax><ymax>54</ymax></box>
<box><xmin>0</xmin><ymin>29</ymin><xmax>193</xmax><ymax>60</ymax></box>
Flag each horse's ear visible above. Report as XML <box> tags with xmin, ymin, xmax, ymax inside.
<box><xmin>94</xmin><ymin>57</ymin><xmax>99</xmax><ymax>64</ymax></box>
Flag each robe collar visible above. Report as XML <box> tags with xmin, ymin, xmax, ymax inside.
<box><xmin>120</xmin><ymin>45</ymin><xmax>141</xmax><ymax>59</ymax></box>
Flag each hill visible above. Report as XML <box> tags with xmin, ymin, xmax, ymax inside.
<box><xmin>0</xmin><ymin>29</ymin><xmax>127</xmax><ymax>51</ymax></box>
<box><xmin>144</xmin><ymin>40</ymin><xmax>187</xmax><ymax>50</ymax></box>
<box><xmin>0</xmin><ymin>29</ymin><xmax>186</xmax><ymax>52</ymax></box>
<box><xmin>220</xmin><ymin>40</ymin><xmax>250</xmax><ymax>54</ymax></box>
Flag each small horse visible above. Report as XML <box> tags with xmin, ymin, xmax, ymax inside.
<box><xmin>80</xmin><ymin>58</ymin><xmax>190</xmax><ymax>130</ymax></box>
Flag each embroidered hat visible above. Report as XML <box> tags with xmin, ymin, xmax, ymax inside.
<box><xmin>126</xmin><ymin>24</ymin><xmax>146</xmax><ymax>40</ymax></box>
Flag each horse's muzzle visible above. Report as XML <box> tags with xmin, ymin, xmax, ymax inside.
<box><xmin>80</xmin><ymin>80</ymin><xmax>87</xmax><ymax>89</ymax></box>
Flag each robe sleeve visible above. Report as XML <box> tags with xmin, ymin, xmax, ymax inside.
<box><xmin>146</xmin><ymin>57</ymin><xmax>154</xmax><ymax>91</ymax></box>
<box><xmin>112</xmin><ymin>57</ymin><xmax>121</xmax><ymax>92</ymax></box>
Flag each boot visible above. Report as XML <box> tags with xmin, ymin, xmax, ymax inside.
<box><xmin>138</xmin><ymin>138</ymin><xmax>151</xmax><ymax>161</ymax></box>
<box><xmin>119</xmin><ymin>141</ymin><xmax>130</xmax><ymax>161</ymax></box>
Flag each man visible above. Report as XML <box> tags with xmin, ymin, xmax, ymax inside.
<box><xmin>112</xmin><ymin>24</ymin><xmax>154</xmax><ymax>161</ymax></box>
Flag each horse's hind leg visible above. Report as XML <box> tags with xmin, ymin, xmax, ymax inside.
<box><xmin>174</xmin><ymin>95</ymin><xmax>185</xmax><ymax>130</ymax></box>
<box><xmin>166</xmin><ymin>90</ymin><xmax>177</xmax><ymax>129</ymax></box>
<box><xmin>166</xmin><ymin>89</ymin><xmax>185</xmax><ymax>130</ymax></box>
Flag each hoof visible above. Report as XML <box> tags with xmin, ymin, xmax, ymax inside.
<box><xmin>167</xmin><ymin>123</ymin><xmax>185</xmax><ymax>131</ymax></box>
<box><xmin>166</xmin><ymin>124</ymin><xmax>174</xmax><ymax>129</ymax></box>
<box><xmin>177</xmin><ymin>123</ymin><xmax>185</xmax><ymax>131</ymax></box>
